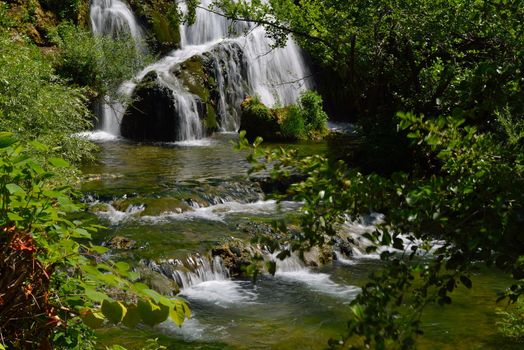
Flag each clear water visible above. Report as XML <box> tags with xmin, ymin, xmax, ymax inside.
<box><xmin>82</xmin><ymin>135</ymin><xmax>520</xmax><ymax>349</ymax></box>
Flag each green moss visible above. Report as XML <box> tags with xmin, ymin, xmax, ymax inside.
<box><xmin>178</xmin><ymin>56</ymin><xmax>210</xmax><ymax>101</ymax></box>
<box><xmin>204</xmin><ymin>104</ymin><xmax>218</xmax><ymax>130</ymax></box>
<box><xmin>240</xmin><ymin>96</ymin><xmax>281</xmax><ymax>141</ymax></box>
<box><xmin>150</xmin><ymin>11</ymin><xmax>180</xmax><ymax>48</ymax></box>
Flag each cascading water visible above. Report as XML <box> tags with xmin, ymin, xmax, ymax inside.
<box><xmin>90</xmin><ymin>0</ymin><xmax>144</xmax><ymax>45</ymax></box>
<box><xmin>89</xmin><ymin>0</ymin><xmax>312</xmax><ymax>141</ymax></box>
<box><xmin>90</xmin><ymin>0</ymin><xmax>145</xmax><ymax>136</ymax></box>
<box><xmin>173</xmin><ymin>0</ymin><xmax>312</xmax><ymax>135</ymax></box>
<box><xmin>148</xmin><ymin>255</ymin><xmax>230</xmax><ymax>290</ymax></box>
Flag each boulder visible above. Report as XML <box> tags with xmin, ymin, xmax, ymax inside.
<box><xmin>121</xmin><ymin>71</ymin><xmax>181</xmax><ymax>141</ymax></box>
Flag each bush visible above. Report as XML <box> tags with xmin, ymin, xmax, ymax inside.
<box><xmin>281</xmin><ymin>105</ymin><xmax>306</xmax><ymax>139</ymax></box>
<box><xmin>51</xmin><ymin>23</ymin><xmax>148</xmax><ymax>98</ymax></box>
<box><xmin>299</xmin><ymin>90</ymin><xmax>328</xmax><ymax>135</ymax></box>
<box><xmin>0</xmin><ymin>135</ymin><xmax>190</xmax><ymax>349</ymax></box>
<box><xmin>0</xmin><ymin>29</ymin><xmax>95</xmax><ymax>164</ymax></box>
<box><xmin>240</xmin><ymin>91</ymin><xmax>329</xmax><ymax>141</ymax></box>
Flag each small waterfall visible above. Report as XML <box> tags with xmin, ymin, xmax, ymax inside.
<box><xmin>90</xmin><ymin>0</ymin><xmax>145</xmax><ymax>136</ymax></box>
<box><xmin>148</xmin><ymin>255</ymin><xmax>229</xmax><ymax>290</ymax></box>
<box><xmin>90</xmin><ymin>0</ymin><xmax>144</xmax><ymax>46</ymax></box>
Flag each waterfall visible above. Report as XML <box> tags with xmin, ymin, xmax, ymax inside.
<box><xmin>90</xmin><ymin>0</ymin><xmax>144</xmax><ymax>46</ymax></box>
<box><xmin>90</xmin><ymin>0</ymin><xmax>312</xmax><ymax>140</ymax></box>
<box><xmin>175</xmin><ymin>0</ymin><xmax>312</xmax><ymax>134</ymax></box>
<box><xmin>147</xmin><ymin>255</ymin><xmax>230</xmax><ymax>290</ymax></box>
<box><xmin>90</xmin><ymin>0</ymin><xmax>145</xmax><ymax>136</ymax></box>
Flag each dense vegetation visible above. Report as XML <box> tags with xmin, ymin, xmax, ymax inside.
<box><xmin>0</xmin><ymin>1</ymin><xmax>188</xmax><ymax>348</ymax></box>
<box><xmin>223</xmin><ymin>0</ymin><xmax>524</xmax><ymax>348</ymax></box>
<box><xmin>240</xmin><ymin>91</ymin><xmax>329</xmax><ymax>141</ymax></box>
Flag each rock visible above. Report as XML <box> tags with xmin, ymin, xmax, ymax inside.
<box><xmin>136</xmin><ymin>266</ymin><xmax>180</xmax><ymax>296</ymax></box>
<box><xmin>106</xmin><ymin>236</ymin><xmax>137</xmax><ymax>250</ymax></box>
<box><xmin>211</xmin><ymin>239</ymin><xmax>254</xmax><ymax>277</ymax></box>
<box><xmin>239</xmin><ymin>96</ymin><xmax>282</xmax><ymax>142</ymax></box>
<box><xmin>121</xmin><ymin>41</ymin><xmax>247</xmax><ymax>142</ymax></box>
<box><xmin>121</xmin><ymin>71</ymin><xmax>180</xmax><ymax>141</ymax></box>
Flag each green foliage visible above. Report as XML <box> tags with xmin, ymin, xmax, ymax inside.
<box><xmin>0</xmin><ymin>2</ymin><xmax>13</xmax><ymax>27</ymax></box>
<box><xmin>0</xmin><ymin>29</ymin><xmax>95</xmax><ymax>164</ymax></box>
<box><xmin>51</xmin><ymin>23</ymin><xmax>149</xmax><ymax>98</ymax></box>
<box><xmin>0</xmin><ymin>135</ymin><xmax>190</xmax><ymax>348</ymax></box>
<box><xmin>281</xmin><ymin>105</ymin><xmax>305</xmax><ymax>139</ymax></box>
<box><xmin>497</xmin><ymin>301</ymin><xmax>524</xmax><ymax>342</ymax></box>
<box><xmin>215</xmin><ymin>0</ymin><xmax>524</xmax><ymax>171</ymax></box>
<box><xmin>241</xmin><ymin>91</ymin><xmax>328</xmax><ymax>141</ymax></box>
<box><xmin>236</xmin><ymin>107</ymin><xmax>524</xmax><ymax>347</ymax></box>
<box><xmin>299</xmin><ymin>90</ymin><xmax>328</xmax><ymax>134</ymax></box>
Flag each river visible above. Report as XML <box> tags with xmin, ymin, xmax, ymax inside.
<box><xmin>81</xmin><ymin>134</ymin><xmax>519</xmax><ymax>349</ymax></box>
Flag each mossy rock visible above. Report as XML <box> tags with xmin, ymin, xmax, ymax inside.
<box><xmin>149</xmin><ymin>10</ymin><xmax>181</xmax><ymax>52</ymax></box>
<box><xmin>212</xmin><ymin>239</ymin><xmax>254</xmax><ymax>277</ymax></box>
<box><xmin>106</xmin><ymin>236</ymin><xmax>137</xmax><ymax>250</ymax></box>
<box><xmin>173</xmin><ymin>56</ymin><xmax>210</xmax><ymax>101</ymax></box>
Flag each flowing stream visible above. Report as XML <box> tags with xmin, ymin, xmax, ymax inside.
<box><xmin>82</xmin><ymin>135</ymin><xmax>518</xmax><ymax>350</ymax></box>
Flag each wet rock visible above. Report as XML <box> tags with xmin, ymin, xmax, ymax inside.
<box><xmin>251</xmin><ymin>173</ymin><xmax>307</xmax><ymax>196</ymax></box>
<box><xmin>106</xmin><ymin>236</ymin><xmax>137</xmax><ymax>250</ymax></box>
<box><xmin>136</xmin><ymin>266</ymin><xmax>180</xmax><ymax>296</ymax></box>
<box><xmin>211</xmin><ymin>239</ymin><xmax>253</xmax><ymax>277</ymax></box>
<box><xmin>302</xmin><ymin>245</ymin><xmax>333</xmax><ymax>267</ymax></box>
<box><xmin>121</xmin><ymin>41</ymin><xmax>247</xmax><ymax>141</ymax></box>
<box><xmin>121</xmin><ymin>71</ymin><xmax>180</xmax><ymax>142</ymax></box>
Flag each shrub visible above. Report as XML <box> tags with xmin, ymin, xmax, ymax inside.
<box><xmin>280</xmin><ymin>105</ymin><xmax>306</xmax><ymax>139</ymax></box>
<box><xmin>240</xmin><ymin>91</ymin><xmax>329</xmax><ymax>141</ymax></box>
<box><xmin>299</xmin><ymin>90</ymin><xmax>328</xmax><ymax>134</ymax></box>
<box><xmin>51</xmin><ymin>23</ymin><xmax>148</xmax><ymax>98</ymax></box>
<box><xmin>0</xmin><ymin>134</ymin><xmax>190</xmax><ymax>349</ymax></box>
<box><xmin>0</xmin><ymin>29</ymin><xmax>96</xmax><ymax>164</ymax></box>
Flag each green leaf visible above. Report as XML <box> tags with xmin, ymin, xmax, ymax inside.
<box><xmin>169</xmin><ymin>304</ymin><xmax>185</xmax><ymax>327</ymax></box>
<box><xmin>266</xmin><ymin>261</ymin><xmax>277</xmax><ymax>276</ymax></box>
<box><xmin>81</xmin><ymin>309</ymin><xmax>105</xmax><ymax>329</ymax></box>
<box><xmin>49</xmin><ymin>157</ymin><xmax>70</xmax><ymax>168</ymax></box>
<box><xmin>90</xmin><ymin>245</ymin><xmax>109</xmax><ymax>254</ymax></box>
<box><xmin>460</xmin><ymin>275</ymin><xmax>472</xmax><ymax>289</ymax></box>
<box><xmin>28</xmin><ymin>140</ymin><xmax>48</xmax><ymax>152</ymax></box>
<box><xmin>7</xmin><ymin>212</ymin><xmax>24</xmax><ymax>221</ymax></box>
<box><xmin>137</xmin><ymin>300</ymin><xmax>169</xmax><ymax>326</ymax></box>
<box><xmin>0</xmin><ymin>132</ymin><xmax>17</xmax><ymax>148</ymax></box>
<box><xmin>101</xmin><ymin>299</ymin><xmax>127</xmax><ymax>324</ymax></box>
<box><xmin>122</xmin><ymin>304</ymin><xmax>141</xmax><ymax>328</ymax></box>
<box><xmin>5</xmin><ymin>183</ymin><xmax>25</xmax><ymax>195</ymax></box>
<box><xmin>84</xmin><ymin>287</ymin><xmax>109</xmax><ymax>303</ymax></box>
<box><xmin>115</xmin><ymin>261</ymin><xmax>130</xmax><ymax>273</ymax></box>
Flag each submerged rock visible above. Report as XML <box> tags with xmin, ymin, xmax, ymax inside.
<box><xmin>106</xmin><ymin>236</ymin><xmax>137</xmax><ymax>250</ymax></box>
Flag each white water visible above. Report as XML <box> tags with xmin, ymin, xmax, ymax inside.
<box><xmin>272</xmin><ymin>252</ymin><xmax>360</xmax><ymax>299</ymax></box>
<box><xmin>148</xmin><ymin>256</ymin><xmax>256</xmax><ymax>307</ymax></box>
<box><xmin>90</xmin><ymin>199</ymin><xmax>297</xmax><ymax>224</ymax></box>
<box><xmin>90</xmin><ymin>0</ymin><xmax>145</xmax><ymax>136</ymax></box>
<box><xmin>89</xmin><ymin>0</ymin><xmax>312</xmax><ymax>141</ymax></box>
